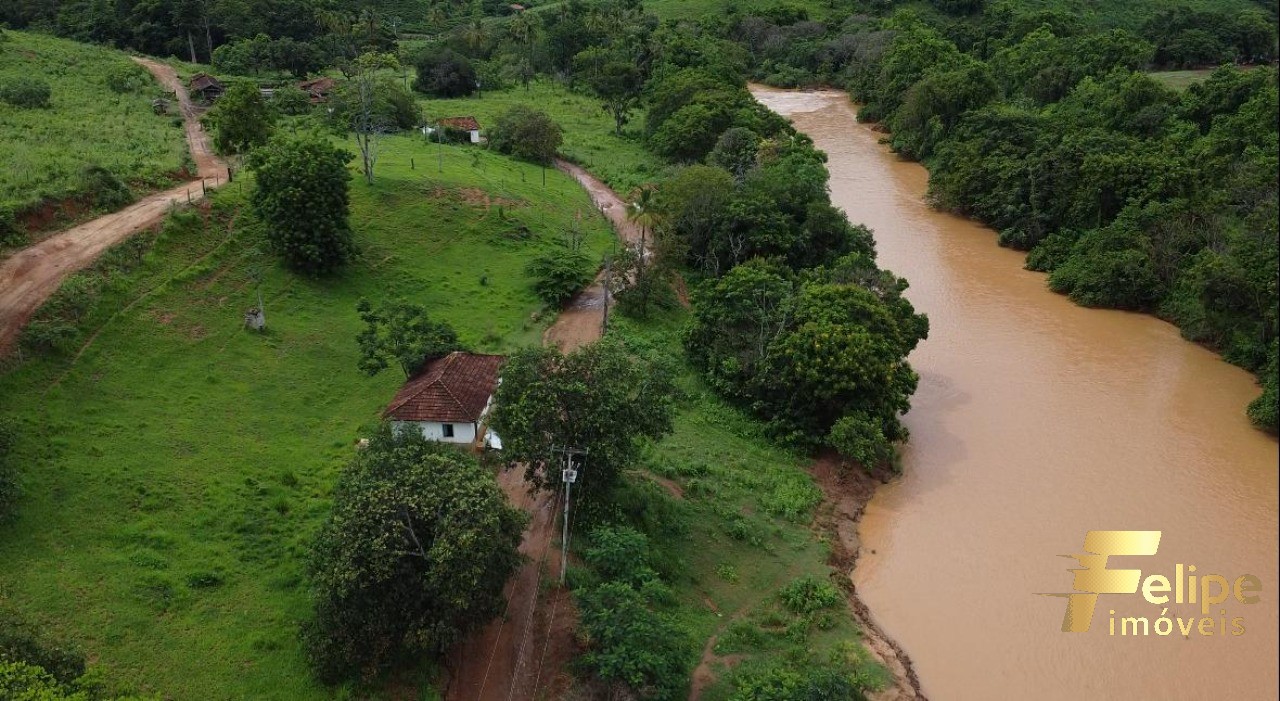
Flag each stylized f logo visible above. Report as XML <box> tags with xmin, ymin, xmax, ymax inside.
<box><xmin>1043</xmin><ymin>530</ymin><xmax>1162</xmax><ymax>632</ymax></box>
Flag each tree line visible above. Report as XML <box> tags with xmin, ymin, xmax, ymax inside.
<box><xmin>698</xmin><ymin>1</ymin><xmax>1277</xmax><ymax>432</ymax></box>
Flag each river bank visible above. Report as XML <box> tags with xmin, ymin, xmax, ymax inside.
<box><xmin>752</xmin><ymin>85</ymin><xmax>1278</xmax><ymax>700</ymax></box>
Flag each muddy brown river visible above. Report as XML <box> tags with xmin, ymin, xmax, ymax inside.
<box><xmin>751</xmin><ymin>86</ymin><xmax>1279</xmax><ymax>700</ymax></box>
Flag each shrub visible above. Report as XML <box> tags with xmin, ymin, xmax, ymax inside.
<box><xmin>525</xmin><ymin>248</ymin><xmax>593</xmax><ymax>306</ymax></box>
<box><xmin>412</xmin><ymin>47</ymin><xmax>477</xmax><ymax>98</ymax></box>
<box><xmin>0</xmin><ymin>205</ymin><xmax>24</xmax><ymax>248</ymax></box>
<box><xmin>0</xmin><ymin>77</ymin><xmax>51</xmax><ymax>108</ymax></box>
<box><xmin>827</xmin><ymin>413</ymin><xmax>894</xmax><ymax>472</ymax></box>
<box><xmin>576</xmin><ymin>582</ymin><xmax>693</xmax><ymax>700</ymax></box>
<box><xmin>104</xmin><ymin>63</ymin><xmax>150</xmax><ymax>93</ymax></box>
<box><xmin>0</xmin><ymin>605</ymin><xmax>86</xmax><ymax>685</ymax></box>
<box><xmin>778</xmin><ymin>575</ymin><xmax>843</xmax><ymax>615</ymax></box>
<box><xmin>1247</xmin><ymin>340</ymin><xmax>1278</xmax><ymax>434</ymax></box>
<box><xmin>583</xmin><ymin>526</ymin><xmax>657</xmax><ymax>587</ymax></box>
<box><xmin>79</xmin><ymin>165</ymin><xmax>132</xmax><ymax>210</ymax></box>
<box><xmin>487</xmin><ymin>105</ymin><xmax>563</xmax><ymax>165</ymax></box>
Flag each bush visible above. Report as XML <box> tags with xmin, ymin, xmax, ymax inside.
<box><xmin>0</xmin><ymin>205</ymin><xmax>24</xmax><ymax>248</ymax></box>
<box><xmin>1247</xmin><ymin>340</ymin><xmax>1278</xmax><ymax>434</ymax></box>
<box><xmin>487</xmin><ymin>105</ymin><xmax>563</xmax><ymax>165</ymax></box>
<box><xmin>583</xmin><ymin>526</ymin><xmax>657</xmax><ymax>587</ymax></box>
<box><xmin>727</xmin><ymin>660</ymin><xmax>868</xmax><ymax>701</ymax></box>
<box><xmin>104</xmin><ymin>63</ymin><xmax>150</xmax><ymax>93</ymax></box>
<box><xmin>0</xmin><ymin>606</ymin><xmax>85</xmax><ymax>685</ymax></box>
<box><xmin>412</xmin><ymin>47</ymin><xmax>477</xmax><ymax>98</ymax></box>
<box><xmin>778</xmin><ymin>575</ymin><xmax>843</xmax><ymax>614</ymax></box>
<box><xmin>79</xmin><ymin>165</ymin><xmax>133</xmax><ymax>210</ymax></box>
<box><xmin>0</xmin><ymin>77</ymin><xmax>51</xmax><ymax>108</ymax></box>
<box><xmin>827</xmin><ymin>413</ymin><xmax>894</xmax><ymax>472</ymax></box>
<box><xmin>526</xmin><ymin>248</ymin><xmax>593</xmax><ymax>306</ymax></box>
<box><xmin>576</xmin><ymin>582</ymin><xmax>693</xmax><ymax>700</ymax></box>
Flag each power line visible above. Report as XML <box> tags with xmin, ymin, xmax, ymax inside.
<box><xmin>502</xmin><ymin>481</ymin><xmax>564</xmax><ymax>701</ymax></box>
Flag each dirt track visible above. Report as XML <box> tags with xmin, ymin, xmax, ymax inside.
<box><xmin>541</xmin><ymin>160</ymin><xmax>643</xmax><ymax>351</ymax></box>
<box><xmin>445</xmin><ymin>162</ymin><xmax>642</xmax><ymax>701</ymax></box>
<box><xmin>0</xmin><ymin>57</ymin><xmax>228</xmax><ymax>356</ymax></box>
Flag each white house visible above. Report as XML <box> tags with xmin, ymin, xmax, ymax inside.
<box><xmin>423</xmin><ymin>116</ymin><xmax>482</xmax><ymax>144</ymax></box>
<box><xmin>384</xmin><ymin>351</ymin><xmax>504</xmax><ymax>447</ymax></box>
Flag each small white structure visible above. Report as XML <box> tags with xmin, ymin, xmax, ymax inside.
<box><xmin>384</xmin><ymin>352</ymin><xmax>504</xmax><ymax>446</ymax></box>
<box><xmin>428</xmin><ymin>116</ymin><xmax>483</xmax><ymax>144</ymax></box>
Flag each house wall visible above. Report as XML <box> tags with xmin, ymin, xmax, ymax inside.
<box><xmin>469</xmin><ymin>129</ymin><xmax>481</xmax><ymax>143</ymax></box>
<box><xmin>393</xmin><ymin>420</ymin><xmax>477</xmax><ymax>444</ymax></box>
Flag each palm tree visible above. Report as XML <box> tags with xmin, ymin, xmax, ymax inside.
<box><xmin>626</xmin><ymin>184</ymin><xmax>662</xmax><ymax>268</ymax></box>
<box><xmin>462</xmin><ymin>18</ymin><xmax>488</xmax><ymax>53</ymax></box>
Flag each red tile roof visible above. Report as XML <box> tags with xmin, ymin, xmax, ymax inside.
<box><xmin>438</xmin><ymin>116</ymin><xmax>481</xmax><ymax>131</ymax></box>
<box><xmin>384</xmin><ymin>352</ymin><xmax>504</xmax><ymax>423</ymax></box>
<box><xmin>298</xmin><ymin>77</ymin><xmax>337</xmax><ymax>94</ymax></box>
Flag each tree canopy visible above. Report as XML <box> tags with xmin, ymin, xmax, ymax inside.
<box><xmin>304</xmin><ymin>424</ymin><xmax>525</xmax><ymax>684</ymax></box>
<box><xmin>487</xmin><ymin>339</ymin><xmax>676</xmax><ymax>500</ymax></box>
<box><xmin>250</xmin><ymin>133</ymin><xmax>355</xmax><ymax>274</ymax></box>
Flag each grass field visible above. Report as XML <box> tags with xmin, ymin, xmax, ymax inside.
<box><xmin>1148</xmin><ymin>68</ymin><xmax>1218</xmax><ymax>90</ymax></box>
<box><xmin>0</xmin><ymin>136</ymin><xmax>615</xmax><ymax>699</ymax></box>
<box><xmin>0</xmin><ymin>31</ymin><xmax>188</xmax><ymax>229</ymax></box>
<box><xmin>416</xmin><ymin>79</ymin><xmax>670</xmax><ymax>194</ymax></box>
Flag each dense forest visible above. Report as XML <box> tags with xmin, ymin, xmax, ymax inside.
<box><xmin>699</xmin><ymin>0</ymin><xmax>1279</xmax><ymax>432</ymax></box>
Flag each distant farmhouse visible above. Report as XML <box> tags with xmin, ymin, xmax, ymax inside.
<box><xmin>384</xmin><ymin>352</ymin><xmax>504</xmax><ymax>448</ymax></box>
<box><xmin>298</xmin><ymin>77</ymin><xmax>337</xmax><ymax>103</ymax></box>
<box><xmin>188</xmin><ymin>73</ymin><xmax>224</xmax><ymax>103</ymax></box>
<box><xmin>425</xmin><ymin>116</ymin><xmax>482</xmax><ymax>144</ymax></box>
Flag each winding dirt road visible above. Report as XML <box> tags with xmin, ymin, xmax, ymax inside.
<box><xmin>445</xmin><ymin>162</ymin><xmax>641</xmax><ymax>701</ymax></box>
<box><xmin>541</xmin><ymin>160</ymin><xmax>643</xmax><ymax>351</ymax></box>
<box><xmin>0</xmin><ymin>57</ymin><xmax>228</xmax><ymax>356</ymax></box>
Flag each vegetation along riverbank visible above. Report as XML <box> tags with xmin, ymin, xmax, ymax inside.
<box><xmin>0</xmin><ymin>0</ymin><xmax>1273</xmax><ymax>698</ymax></box>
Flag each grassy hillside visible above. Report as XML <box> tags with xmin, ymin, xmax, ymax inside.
<box><xmin>417</xmin><ymin>79</ymin><xmax>669</xmax><ymax>194</ymax></box>
<box><xmin>0</xmin><ymin>31</ymin><xmax>188</xmax><ymax>235</ymax></box>
<box><xmin>0</xmin><ymin>137</ymin><xmax>615</xmax><ymax>698</ymax></box>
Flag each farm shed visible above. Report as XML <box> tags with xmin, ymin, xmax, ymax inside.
<box><xmin>430</xmin><ymin>116</ymin><xmax>482</xmax><ymax>143</ymax></box>
<box><xmin>384</xmin><ymin>352</ymin><xmax>505</xmax><ymax>448</ymax></box>
<box><xmin>188</xmin><ymin>73</ymin><xmax>224</xmax><ymax>102</ymax></box>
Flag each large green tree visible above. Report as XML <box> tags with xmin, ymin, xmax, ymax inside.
<box><xmin>250</xmin><ymin>133</ymin><xmax>355</xmax><ymax>273</ymax></box>
<box><xmin>488</xmin><ymin>339</ymin><xmax>676</xmax><ymax>500</ymax></box>
<box><xmin>355</xmin><ymin>299</ymin><xmax>461</xmax><ymax>378</ymax></box>
<box><xmin>210</xmin><ymin>81</ymin><xmax>275</xmax><ymax>154</ymax></box>
<box><xmin>685</xmin><ymin>254</ymin><xmax>927</xmax><ymax>467</ymax></box>
<box><xmin>304</xmin><ymin>425</ymin><xmax>525</xmax><ymax>684</ymax></box>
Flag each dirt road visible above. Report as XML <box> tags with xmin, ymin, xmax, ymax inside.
<box><xmin>541</xmin><ymin>160</ymin><xmax>643</xmax><ymax>351</ymax></box>
<box><xmin>0</xmin><ymin>57</ymin><xmax>228</xmax><ymax>356</ymax></box>
<box><xmin>446</xmin><ymin>162</ymin><xmax>641</xmax><ymax>701</ymax></box>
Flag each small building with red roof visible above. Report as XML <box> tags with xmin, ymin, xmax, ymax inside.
<box><xmin>383</xmin><ymin>351</ymin><xmax>504</xmax><ymax>447</ymax></box>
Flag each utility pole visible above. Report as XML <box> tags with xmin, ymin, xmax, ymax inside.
<box><xmin>555</xmin><ymin>446</ymin><xmax>587</xmax><ymax>585</ymax></box>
